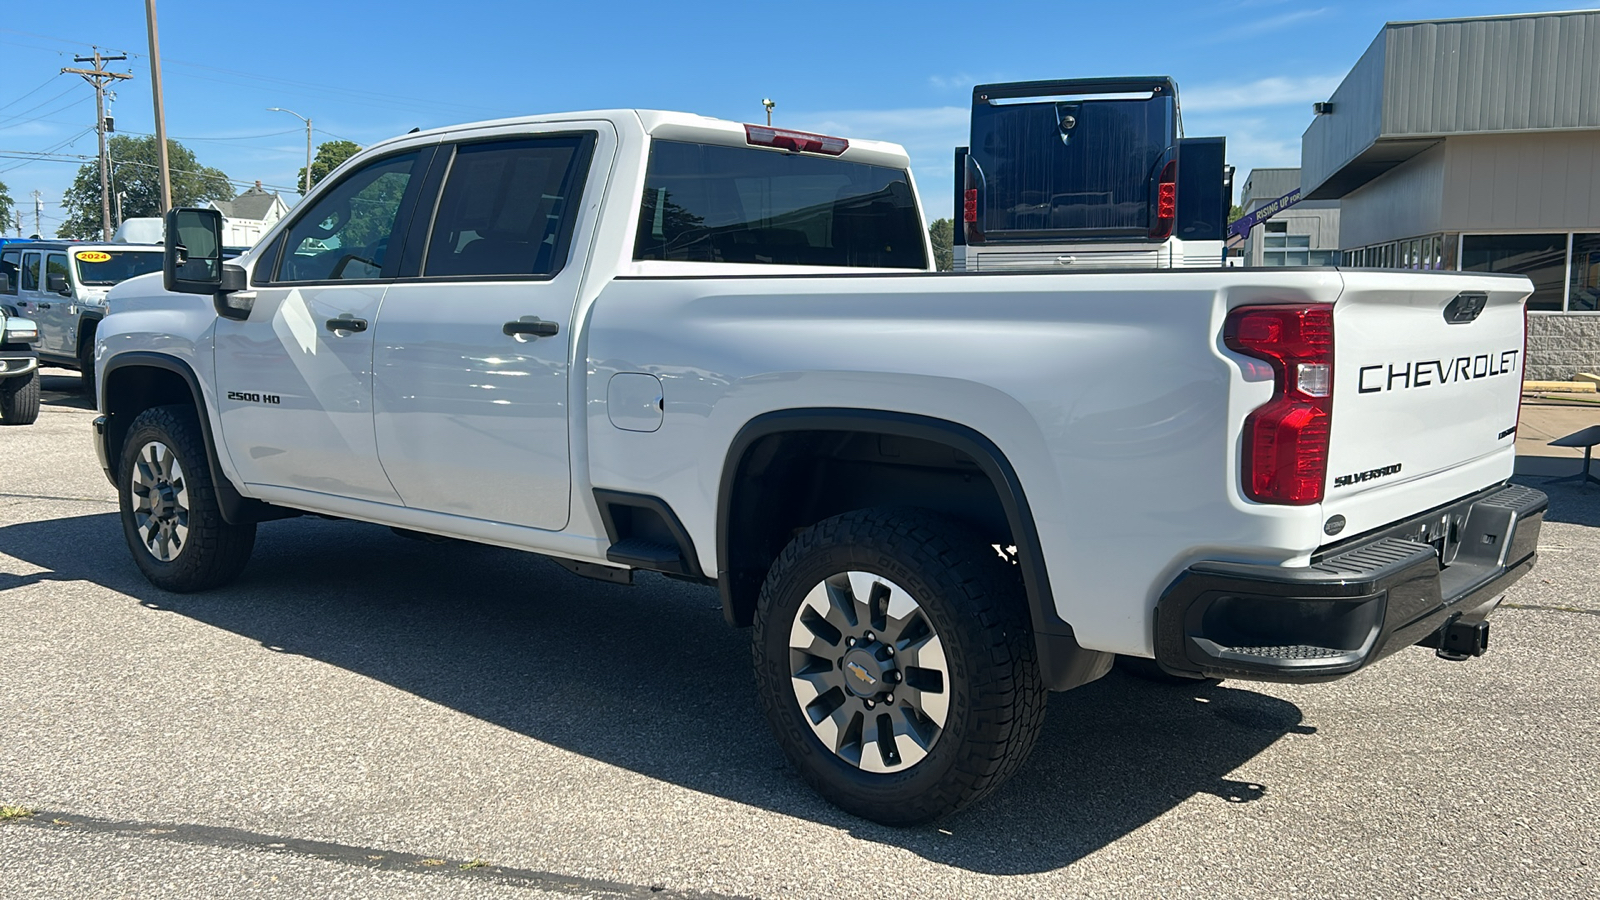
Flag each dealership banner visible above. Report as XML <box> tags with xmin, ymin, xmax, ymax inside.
<box><xmin>1227</xmin><ymin>188</ymin><xmax>1301</xmax><ymax>239</ymax></box>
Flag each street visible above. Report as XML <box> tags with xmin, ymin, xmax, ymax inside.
<box><xmin>2</xmin><ymin>369</ymin><xmax>1597</xmax><ymax>898</ymax></box>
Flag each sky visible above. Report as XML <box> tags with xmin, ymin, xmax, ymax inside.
<box><xmin>0</xmin><ymin>0</ymin><xmax>1579</xmax><ymax>236</ymax></box>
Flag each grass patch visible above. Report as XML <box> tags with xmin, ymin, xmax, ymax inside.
<box><xmin>459</xmin><ymin>859</ymin><xmax>489</xmax><ymax>870</ymax></box>
<box><xmin>0</xmin><ymin>806</ymin><xmax>35</xmax><ymax>821</ymax></box>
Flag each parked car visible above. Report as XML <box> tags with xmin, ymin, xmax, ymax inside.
<box><xmin>0</xmin><ymin>240</ymin><xmax>164</xmax><ymax>405</ymax></box>
<box><xmin>0</xmin><ymin>273</ymin><xmax>41</xmax><ymax>425</ymax></box>
<box><xmin>95</xmin><ymin>109</ymin><xmax>1544</xmax><ymax>824</ymax></box>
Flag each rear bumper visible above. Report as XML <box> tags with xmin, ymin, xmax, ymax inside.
<box><xmin>1154</xmin><ymin>482</ymin><xmax>1546</xmax><ymax>682</ymax></box>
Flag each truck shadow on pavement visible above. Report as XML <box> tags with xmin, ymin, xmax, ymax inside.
<box><xmin>1</xmin><ymin>511</ymin><xmax>1308</xmax><ymax>876</ymax></box>
<box><xmin>39</xmin><ymin>371</ymin><xmax>94</xmax><ymax>410</ymax></box>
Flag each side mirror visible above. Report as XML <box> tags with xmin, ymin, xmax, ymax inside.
<box><xmin>46</xmin><ymin>272</ymin><xmax>69</xmax><ymax>294</ymax></box>
<box><xmin>164</xmin><ymin>207</ymin><xmax>225</xmax><ymax>295</ymax></box>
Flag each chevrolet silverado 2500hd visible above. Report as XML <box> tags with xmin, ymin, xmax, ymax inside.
<box><xmin>92</xmin><ymin>110</ymin><xmax>1546</xmax><ymax>825</ymax></box>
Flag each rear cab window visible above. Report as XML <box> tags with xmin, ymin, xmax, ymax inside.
<box><xmin>633</xmin><ymin>141</ymin><xmax>926</xmax><ymax>269</ymax></box>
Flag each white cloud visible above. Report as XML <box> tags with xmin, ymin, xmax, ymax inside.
<box><xmin>1182</xmin><ymin>75</ymin><xmax>1345</xmax><ymax>113</ymax></box>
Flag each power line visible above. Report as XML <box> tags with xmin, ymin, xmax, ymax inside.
<box><xmin>0</xmin><ymin>85</ymin><xmax>80</xmax><ymax>126</ymax></box>
<box><xmin>0</xmin><ymin>72</ymin><xmax>65</xmax><ymax>114</ymax></box>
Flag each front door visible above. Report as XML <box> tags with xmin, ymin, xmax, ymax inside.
<box><xmin>373</xmin><ymin>130</ymin><xmax>605</xmax><ymax>531</ymax></box>
<box><xmin>213</xmin><ymin>148</ymin><xmax>432</xmax><ymax>503</ymax></box>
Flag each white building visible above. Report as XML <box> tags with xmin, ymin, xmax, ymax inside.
<box><xmin>208</xmin><ymin>182</ymin><xmax>290</xmax><ymax>248</ymax></box>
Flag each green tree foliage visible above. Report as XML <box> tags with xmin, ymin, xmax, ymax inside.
<box><xmin>1229</xmin><ymin>204</ymin><xmax>1244</xmax><ymax>224</ymax></box>
<box><xmin>0</xmin><ymin>179</ymin><xmax>14</xmax><ymax>234</ymax></box>
<box><xmin>58</xmin><ymin>136</ymin><xmax>233</xmax><ymax>239</ymax></box>
<box><xmin>298</xmin><ymin>140</ymin><xmax>361</xmax><ymax>192</ymax></box>
<box><xmin>928</xmin><ymin>217</ymin><xmax>954</xmax><ymax>271</ymax></box>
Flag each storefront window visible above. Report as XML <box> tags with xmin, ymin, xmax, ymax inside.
<box><xmin>1461</xmin><ymin>234</ymin><xmax>1567</xmax><ymax>311</ymax></box>
<box><xmin>1571</xmin><ymin>233</ymin><xmax>1600</xmax><ymax>312</ymax></box>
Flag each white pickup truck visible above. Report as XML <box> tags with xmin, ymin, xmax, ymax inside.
<box><xmin>94</xmin><ymin>109</ymin><xmax>1546</xmax><ymax>825</ymax></box>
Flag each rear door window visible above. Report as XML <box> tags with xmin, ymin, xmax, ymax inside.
<box><xmin>21</xmin><ymin>252</ymin><xmax>39</xmax><ymax>291</ymax></box>
<box><xmin>0</xmin><ymin>251</ymin><xmax>17</xmax><ymax>295</ymax></box>
<box><xmin>634</xmin><ymin>141</ymin><xmax>926</xmax><ymax>269</ymax></box>
<box><xmin>422</xmin><ymin>134</ymin><xmax>595</xmax><ymax>278</ymax></box>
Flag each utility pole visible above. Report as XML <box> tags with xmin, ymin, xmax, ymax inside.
<box><xmin>145</xmin><ymin>0</ymin><xmax>172</xmax><ymax>214</ymax></box>
<box><xmin>32</xmin><ymin>191</ymin><xmax>43</xmax><ymax>238</ymax></box>
<box><xmin>762</xmin><ymin>98</ymin><xmax>775</xmax><ymax>126</ymax></box>
<box><xmin>268</xmin><ymin>108</ymin><xmax>313</xmax><ymax>195</ymax></box>
<box><xmin>62</xmin><ymin>48</ymin><xmax>131</xmax><ymax>241</ymax></box>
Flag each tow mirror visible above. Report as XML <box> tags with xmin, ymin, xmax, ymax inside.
<box><xmin>164</xmin><ymin>207</ymin><xmax>253</xmax><ymax>321</ymax></box>
<box><xmin>46</xmin><ymin>272</ymin><xmax>69</xmax><ymax>294</ymax></box>
<box><xmin>164</xmin><ymin>208</ymin><xmax>225</xmax><ymax>294</ymax></box>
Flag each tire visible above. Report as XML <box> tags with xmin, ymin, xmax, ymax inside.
<box><xmin>753</xmin><ymin>508</ymin><xmax>1046</xmax><ymax>826</ymax></box>
<box><xmin>1115</xmin><ymin>654</ymin><xmax>1222</xmax><ymax>686</ymax></box>
<box><xmin>118</xmin><ymin>405</ymin><xmax>256</xmax><ymax>592</ymax></box>
<box><xmin>78</xmin><ymin>327</ymin><xmax>97</xmax><ymax>408</ymax></box>
<box><xmin>0</xmin><ymin>371</ymin><xmax>40</xmax><ymax>425</ymax></box>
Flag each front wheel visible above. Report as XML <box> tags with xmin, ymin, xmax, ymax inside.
<box><xmin>118</xmin><ymin>405</ymin><xmax>256</xmax><ymax>592</ymax></box>
<box><xmin>753</xmin><ymin>508</ymin><xmax>1046</xmax><ymax>826</ymax></box>
<box><xmin>0</xmin><ymin>371</ymin><xmax>40</xmax><ymax>425</ymax></box>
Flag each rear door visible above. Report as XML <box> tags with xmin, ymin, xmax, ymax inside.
<box><xmin>371</xmin><ymin>124</ymin><xmax>610</xmax><ymax>531</ymax></box>
<box><xmin>1322</xmin><ymin>271</ymin><xmax>1531</xmax><ymax>522</ymax></box>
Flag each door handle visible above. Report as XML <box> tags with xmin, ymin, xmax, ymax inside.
<box><xmin>325</xmin><ymin>315</ymin><xmax>368</xmax><ymax>334</ymax></box>
<box><xmin>503</xmin><ymin>318</ymin><xmax>560</xmax><ymax>339</ymax></box>
<box><xmin>36</xmin><ymin>303</ymin><xmax>51</xmax><ymax>309</ymax></box>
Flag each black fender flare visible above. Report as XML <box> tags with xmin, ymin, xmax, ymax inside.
<box><xmin>100</xmin><ymin>351</ymin><xmax>288</xmax><ymax>525</ymax></box>
<box><xmin>716</xmin><ymin>408</ymin><xmax>1111</xmax><ymax>692</ymax></box>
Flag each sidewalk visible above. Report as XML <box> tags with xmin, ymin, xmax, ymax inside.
<box><xmin>1516</xmin><ymin>395</ymin><xmax>1600</xmax><ymax>478</ymax></box>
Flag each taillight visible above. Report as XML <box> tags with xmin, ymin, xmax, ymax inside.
<box><xmin>743</xmin><ymin>124</ymin><xmax>848</xmax><ymax>155</ymax></box>
<box><xmin>1224</xmin><ymin>304</ymin><xmax>1335</xmax><ymax>505</ymax></box>
<box><xmin>1149</xmin><ymin>160</ymin><xmax>1176</xmax><ymax>239</ymax></box>
<box><xmin>963</xmin><ymin>189</ymin><xmax>978</xmax><ymax>223</ymax></box>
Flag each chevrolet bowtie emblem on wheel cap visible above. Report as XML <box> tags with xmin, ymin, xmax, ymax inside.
<box><xmin>845</xmin><ymin>661</ymin><xmax>877</xmax><ymax>686</ymax></box>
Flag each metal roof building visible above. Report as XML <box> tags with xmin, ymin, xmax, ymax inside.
<box><xmin>1301</xmin><ymin>9</ymin><xmax>1600</xmax><ymax>380</ymax></box>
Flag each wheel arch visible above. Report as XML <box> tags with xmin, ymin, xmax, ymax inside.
<box><xmin>101</xmin><ymin>352</ymin><xmax>287</xmax><ymax>525</ymax></box>
<box><xmin>716</xmin><ymin>408</ymin><xmax>1111</xmax><ymax>693</ymax></box>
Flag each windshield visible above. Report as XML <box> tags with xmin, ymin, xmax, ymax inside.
<box><xmin>969</xmin><ymin>89</ymin><xmax>1176</xmax><ymax>239</ymax></box>
<box><xmin>73</xmin><ymin>249</ymin><xmax>165</xmax><ymax>285</ymax></box>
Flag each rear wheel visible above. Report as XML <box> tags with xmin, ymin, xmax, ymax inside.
<box><xmin>0</xmin><ymin>371</ymin><xmax>40</xmax><ymax>425</ymax></box>
<box><xmin>118</xmin><ymin>405</ymin><xmax>256</xmax><ymax>591</ymax></box>
<box><xmin>753</xmin><ymin>508</ymin><xmax>1045</xmax><ymax>825</ymax></box>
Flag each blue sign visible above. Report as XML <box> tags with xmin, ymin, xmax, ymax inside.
<box><xmin>1227</xmin><ymin>188</ymin><xmax>1302</xmax><ymax>239</ymax></box>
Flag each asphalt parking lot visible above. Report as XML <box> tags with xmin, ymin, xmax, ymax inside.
<box><xmin>2</xmin><ymin>368</ymin><xmax>1597</xmax><ymax>899</ymax></box>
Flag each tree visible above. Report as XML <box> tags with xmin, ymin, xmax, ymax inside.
<box><xmin>299</xmin><ymin>140</ymin><xmax>361</xmax><ymax>192</ymax></box>
<box><xmin>0</xmin><ymin>179</ymin><xmax>14</xmax><ymax>236</ymax></box>
<box><xmin>58</xmin><ymin>135</ymin><xmax>234</xmax><ymax>239</ymax></box>
<box><xmin>928</xmin><ymin>217</ymin><xmax>954</xmax><ymax>271</ymax></box>
<box><xmin>1229</xmin><ymin>204</ymin><xmax>1244</xmax><ymax>224</ymax></box>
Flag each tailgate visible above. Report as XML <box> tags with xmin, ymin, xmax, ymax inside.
<box><xmin>1322</xmin><ymin>270</ymin><xmax>1532</xmax><ymax>530</ymax></box>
